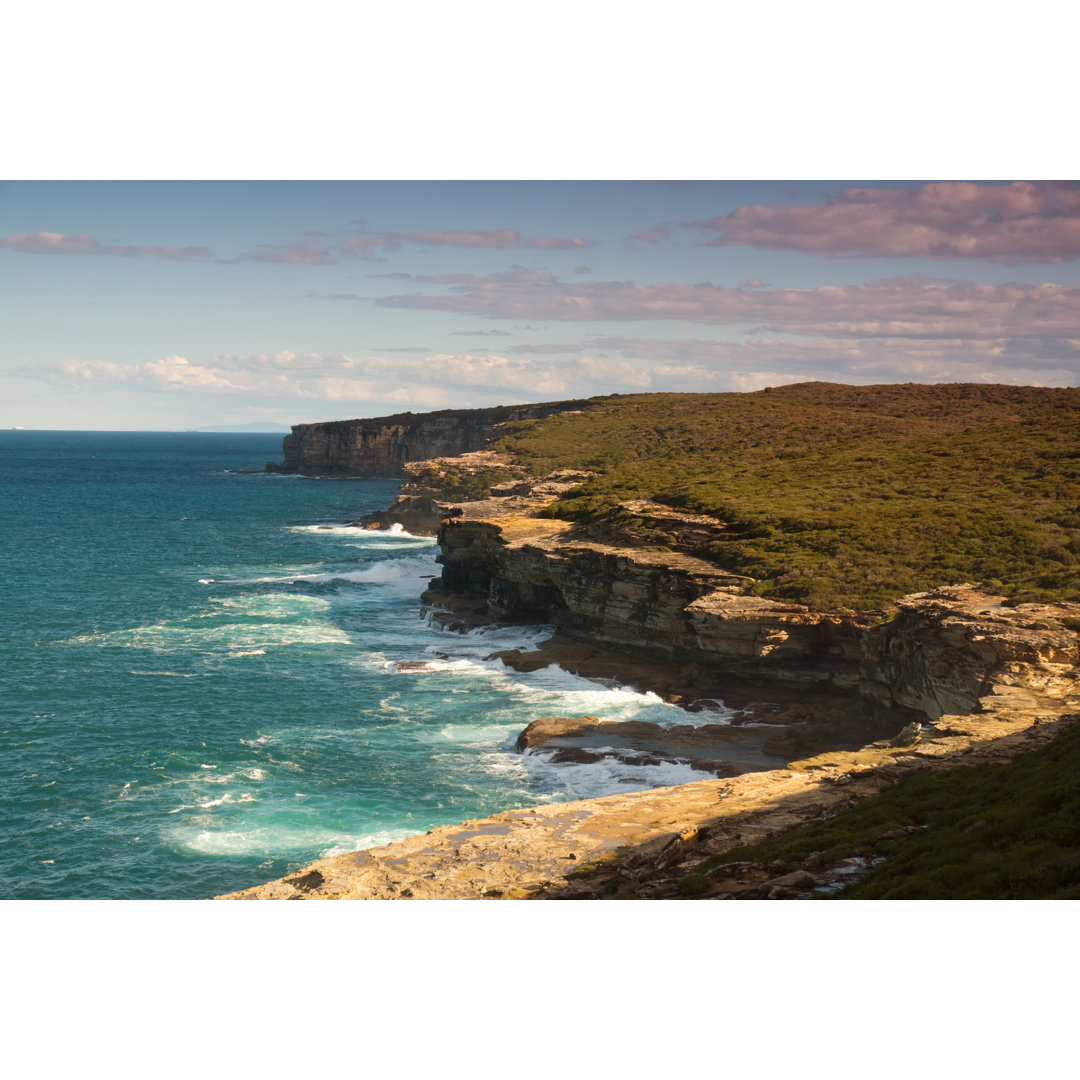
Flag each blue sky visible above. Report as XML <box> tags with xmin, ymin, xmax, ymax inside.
<box><xmin>3</xmin><ymin>180</ymin><xmax>1079</xmax><ymax>430</ymax></box>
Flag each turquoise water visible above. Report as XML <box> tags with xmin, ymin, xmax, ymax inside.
<box><xmin>0</xmin><ymin>431</ymin><xmax>720</xmax><ymax>899</ymax></box>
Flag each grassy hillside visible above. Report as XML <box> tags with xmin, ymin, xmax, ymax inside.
<box><xmin>493</xmin><ymin>382</ymin><xmax>1080</xmax><ymax>611</ymax></box>
<box><xmin>688</xmin><ymin>718</ymin><xmax>1080</xmax><ymax>900</ymax></box>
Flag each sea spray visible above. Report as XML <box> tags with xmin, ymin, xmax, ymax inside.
<box><xmin>0</xmin><ymin>431</ymin><xmax>736</xmax><ymax>899</ymax></box>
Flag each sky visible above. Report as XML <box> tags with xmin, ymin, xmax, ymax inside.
<box><xmin>2</xmin><ymin>179</ymin><xmax>1079</xmax><ymax>429</ymax></box>
<box><xmin>4</xmin><ymin>179</ymin><xmax>1075</xmax><ymax>427</ymax></box>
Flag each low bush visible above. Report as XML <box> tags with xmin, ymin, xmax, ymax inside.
<box><xmin>495</xmin><ymin>383</ymin><xmax>1080</xmax><ymax>611</ymax></box>
<box><xmin>693</xmin><ymin>720</ymin><xmax>1080</xmax><ymax>899</ymax></box>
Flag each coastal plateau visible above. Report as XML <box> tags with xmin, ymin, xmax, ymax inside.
<box><xmin>225</xmin><ymin>386</ymin><xmax>1080</xmax><ymax>899</ymax></box>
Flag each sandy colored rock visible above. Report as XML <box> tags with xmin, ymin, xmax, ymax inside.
<box><xmin>219</xmin><ymin>478</ymin><xmax>1080</xmax><ymax>901</ymax></box>
<box><xmin>220</xmin><ymin>701</ymin><xmax>1080</xmax><ymax>900</ymax></box>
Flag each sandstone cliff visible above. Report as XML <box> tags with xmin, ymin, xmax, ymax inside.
<box><xmin>220</xmin><ymin>497</ymin><xmax>1080</xmax><ymax>900</ymax></box>
<box><xmin>265</xmin><ymin>399</ymin><xmax>595</xmax><ymax>477</ymax></box>
<box><xmin>431</xmin><ymin>514</ymin><xmax>871</xmax><ymax>695</ymax></box>
<box><xmin>221</xmin><ymin>684</ymin><xmax>1080</xmax><ymax>899</ymax></box>
<box><xmin>228</xmin><ymin>421</ymin><xmax>1080</xmax><ymax>899</ymax></box>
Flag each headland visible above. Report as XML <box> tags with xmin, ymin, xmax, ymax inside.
<box><xmin>222</xmin><ymin>384</ymin><xmax>1080</xmax><ymax>899</ymax></box>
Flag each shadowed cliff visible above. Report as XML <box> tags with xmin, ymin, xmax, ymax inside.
<box><xmin>265</xmin><ymin>398</ymin><xmax>602</xmax><ymax>478</ymax></box>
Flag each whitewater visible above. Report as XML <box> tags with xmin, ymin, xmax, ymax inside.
<box><xmin>0</xmin><ymin>431</ymin><xmax>729</xmax><ymax>899</ymax></box>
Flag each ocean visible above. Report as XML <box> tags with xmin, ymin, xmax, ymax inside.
<box><xmin>0</xmin><ymin>430</ymin><xmax>720</xmax><ymax>899</ymax></box>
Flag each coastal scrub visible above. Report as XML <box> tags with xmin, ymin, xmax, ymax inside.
<box><xmin>494</xmin><ymin>383</ymin><xmax>1080</xmax><ymax>611</ymax></box>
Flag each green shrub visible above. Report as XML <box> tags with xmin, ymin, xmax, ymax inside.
<box><xmin>692</xmin><ymin>721</ymin><xmax>1080</xmax><ymax>900</ymax></box>
<box><xmin>677</xmin><ymin>873</ymin><xmax>711</xmax><ymax>897</ymax></box>
<box><xmin>495</xmin><ymin>384</ymin><xmax>1080</xmax><ymax>611</ymax></box>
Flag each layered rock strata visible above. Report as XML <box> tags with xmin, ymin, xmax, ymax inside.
<box><xmin>221</xmin><ymin>703</ymin><xmax>1080</xmax><ymax>900</ymax></box>
<box><xmin>225</xmin><ymin>442</ymin><xmax>1080</xmax><ymax>899</ymax></box>
<box><xmin>427</xmin><ymin>513</ymin><xmax>873</xmax><ymax>694</ymax></box>
<box><xmin>352</xmin><ymin>452</ymin><xmax>591</xmax><ymax>535</ymax></box>
<box><xmin>221</xmin><ymin>578</ymin><xmax>1080</xmax><ymax>899</ymax></box>
<box><xmin>265</xmin><ymin>400</ymin><xmax>592</xmax><ymax>477</ymax></box>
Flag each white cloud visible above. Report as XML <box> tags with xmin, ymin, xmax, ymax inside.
<box><xmin>18</xmin><ymin>330</ymin><xmax>1078</xmax><ymax>417</ymax></box>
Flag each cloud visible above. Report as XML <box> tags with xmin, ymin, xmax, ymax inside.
<box><xmin>0</xmin><ymin>232</ymin><xmax>212</xmax><ymax>260</ymax></box>
<box><xmin>507</xmin><ymin>342</ymin><xmax>588</xmax><ymax>354</ymax></box>
<box><xmin>233</xmin><ymin>241</ymin><xmax>336</xmax><ymax>265</ymax></box>
<box><xmin>583</xmin><ymin>334</ymin><xmax>1078</xmax><ymax>390</ymax></box>
<box><xmin>2</xmin><ymin>223</ymin><xmax>592</xmax><ymax>267</ymax></box>
<box><xmin>340</xmin><ymin>234</ymin><xmax>400</xmax><ymax>257</ymax></box>
<box><xmin>573</xmin><ymin>356</ymin><xmax>652</xmax><ymax>388</ymax></box>
<box><xmin>630</xmin><ymin>226</ymin><xmax>672</xmax><ymax>243</ymax></box>
<box><xmin>339</xmin><ymin>226</ymin><xmax>591</xmax><ymax>258</ymax></box>
<box><xmin>574</xmin><ymin>265</ymin><xmax>591</xmax><ymax>274</ymax></box>
<box><xmin>692</xmin><ymin>181</ymin><xmax>1080</xmax><ymax>263</ymax></box>
<box><xmin>377</xmin><ymin>271</ymin><xmax>1080</xmax><ymax>341</ymax></box>
<box><xmin>528</xmin><ymin>236</ymin><xmax>589</xmax><ymax>250</ymax></box>
<box><xmin>35</xmin><ymin>355</ymin><xmax>241</xmax><ymax>391</ymax></box>
<box><xmin>20</xmin><ymin>350</ymin><xmax>573</xmax><ymax>403</ymax></box>
<box><xmin>20</xmin><ymin>330</ymin><xmax>1078</xmax><ymax>413</ymax></box>
<box><xmin>395</xmin><ymin>228</ymin><xmax>522</xmax><ymax>249</ymax></box>
<box><xmin>421</xmin><ymin>353</ymin><xmax>568</xmax><ymax>394</ymax></box>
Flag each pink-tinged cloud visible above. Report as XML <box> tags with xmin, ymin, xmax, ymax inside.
<box><xmin>401</xmin><ymin>228</ymin><xmax>521</xmax><ymax>249</ymax></box>
<box><xmin>528</xmin><ymin>236</ymin><xmax>589</xmax><ymax>250</ymax></box>
<box><xmin>340</xmin><ymin>227</ymin><xmax>591</xmax><ymax>256</ymax></box>
<box><xmin>631</xmin><ymin>226</ymin><xmax>672</xmax><ymax>243</ymax></box>
<box><xmin>377</xmin><ymin>272</ymin><xmax>1080</xmax><ymax>340</ymax></box>
<box><xmin>695</xmin><ymin>181</ymin><xmax>1080</xmax><ymax>263</ymax></box>
<box><xmin>418</xmin><ymin>268</ymin><xmax>558</xmax><ymax>286</ymax></box>
<box><xmin>0</xmin><ymin>231</ymin><xmax>212</xmax><ymax>260</ymax></box>
<box><xmin>592</xmin><ymin>335</ymin><xmax>1080</xmax><ymax>379</ymax></box>
<box><xmin>237</xmin><ymin>241</ymin><xmax>336</xmax><ymax>265</ymax></box>
<box><xmin>340</xmin><ymin>234</ymin><xmax>401</xmax><ymax>256</ymax></box>
<box><xmin>574</xmin><ymin>266</ymin><xmax>591</xmax><ymax>275</ymax></box>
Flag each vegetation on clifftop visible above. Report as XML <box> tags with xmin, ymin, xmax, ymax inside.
<box><xmin>411</xmin><ymin>463</ymin><xmax>520</xmax><ymax>501</ymax></box>
<box><xmin>691</xmin><ymin>718</ymin><xmax>1080</xmax><ymax>900</ymax></box>
<box><xmin>493</xmin><ymin>383</ymin><xmax>1080</xmax><ymax>611</ymax></box>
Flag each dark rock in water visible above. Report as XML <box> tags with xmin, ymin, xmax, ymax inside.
<box><xmin>359</xmin><ymin>495</ymin><xmax>448</xmax><ymax>536</ymax></box>
<box><xmin>685</xmin><ymin>698</ymin><xmax>724</xmax><ymax>713</ymax></box>
<box><xmin>515</xmin><ymin>714</ymin><xmax>778</xmax><ymax>777</ymax></box>
<box><xmin>516</xmin><ymin>716</ymin><xmax>599</xmax><ymax>750</ymax></box>
<box><xmin>547</xmin><ymin>747</ymin><xmax>607</xmax><ymax>765</ymax></box>
<box><xmin>392</xmin><ymin>659</ymin><xmax>444</xmax><ymax>673</ymax></box>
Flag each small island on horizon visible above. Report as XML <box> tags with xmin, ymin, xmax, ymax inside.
<box><xmin>225</xmin><ymin>381</ymin><xmax>1080</xmax><ymax>900</ymax></box>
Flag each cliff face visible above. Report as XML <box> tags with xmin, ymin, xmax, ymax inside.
<box><xmin>220</xmin><ymin>702</ymin><xmax>1080</xmax><ymax>900</ymax></box>
<box><xmin>222</xmin><ymin>411</ymin><xmax>1080</xmax><ymax>899</ymax></box>
<box><xmin>860</xmin><ymin>587</ymin><xmax>1080</xmax><ymax>719</ymax></box>
<box><xmin>432</xmin><ymin>517</ymin><xmax>872</xmax><ymax>694</ymax></box>
<box><xmin>266</xmin><ymin>400</ymin><xmax>594</xmax><ymax>477</ymax></box>
<box><xmin>219</xmin><ymin>507</ymin><xmax>1080</xmax><ymax>901</ymax></box>
<box><xmin>427</xmin><ymin>516</ymin><xmax>1080</xmax><ymax>720</ymax></box>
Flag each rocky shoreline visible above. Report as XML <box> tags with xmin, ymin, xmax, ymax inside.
<box><xmin>221</xmin><ymin>702</ymin><xmax>1079</xmax><ymax>899</ymax></box>
<box><xmin>220</xmin><ymin>452</ymin><xmax>1080</xmax><ymax>899</ymax></box>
